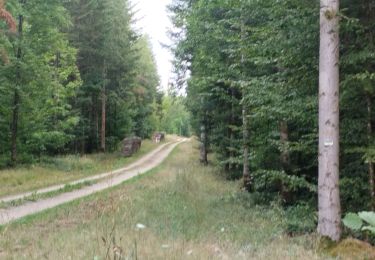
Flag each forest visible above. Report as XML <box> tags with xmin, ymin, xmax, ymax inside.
<box><xmin>0</xmin><ymin>0</ymin><xmax>190</xmax><ymax>168</ymax></box>
<box><xmin>0</xmin><ymin>0</ymin><xmax>374</xmax><ymax>256</ymax></box>
<box><xmin>169</xmin><ymin>0</ymin><xmax>375</xmax><ymax>242</ymax></box>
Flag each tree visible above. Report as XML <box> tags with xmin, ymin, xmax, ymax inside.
<box><xmin>10</xmin><ymin>0</ymin><xmax>24</xmax><ymax>165</ymax></box>
<box><xmin>66</xmin><ymin>0</ymin><xmax>140</xmax><ymax>152</ymax></box>
<box><xmin>0</xmin><ymin>0</ymin><xmax>81</xmax><ymax>166</ymax></box>
<box><xmin>318</xmin><ymin>0</ymin><xmax>341</xmax><ymax>241</ymax></box>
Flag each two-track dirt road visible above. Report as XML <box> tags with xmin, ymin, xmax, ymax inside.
<box><xmin>0</xmin><ymin>139</ymin><xmax>187</xmax><ymax>225</ymax></box>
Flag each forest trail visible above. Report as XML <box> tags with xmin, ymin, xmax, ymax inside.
<box><xmin>0</xmin><ymin>139</ymin><xmax>188</xmax><ymax>226</ymax></box>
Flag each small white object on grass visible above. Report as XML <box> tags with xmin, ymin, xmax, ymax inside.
<box><xmin>136</xmin><ymin>223</ymin><xmax>146</xmax><ymax>229</ymax></box>
<box><xmin>161</xmin><ymin>244</ymin><xmax>170</xmax><ymax>249</ymax></box>
<box><xmin>220</xmin><ymin>227</ymin><xmax>225</xmax><ymax>232</ymax></box>
<box><xmin>187</xmin><ymin>250</ymin><xmax>193</xmax><ymax>255</ymax></box>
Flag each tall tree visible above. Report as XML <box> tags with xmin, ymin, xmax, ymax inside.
<box><xmin>10</xmin><ymin>0</ymin><xmax>24</xmax><ymax>165</ymax></box>
<box><xmin>318</xmin><ymin>0</ymin><xmax>341</xmax><ymax>241</ymax></box>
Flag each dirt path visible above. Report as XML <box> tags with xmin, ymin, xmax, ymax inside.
<box><xmin>0</xmin><ymin>141</ymin><xmax>174</xmax><ymax>203</ymax></box>
<box><xmin>0</xmin><ymin>139</ymin><xmax>187</xmax><ymax>225</ymax></box>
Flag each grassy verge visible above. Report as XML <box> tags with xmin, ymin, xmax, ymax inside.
<box><xmin>0</xmin><ymin>140</ymin><xmax>326</xmax><ymax>259</ymax></box>
<box><xmin>0</xmin><ymin>138</ymin><xmax>169</xmax><ymax>198</ymax></box>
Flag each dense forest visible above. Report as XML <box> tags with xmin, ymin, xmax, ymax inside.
<box><xmin>169</xmin><ymin>0</ymin><xmax>375</xmax><ymax>241</ymax></box>
<box><xmin>0</xmin><ymin>0</ymin><xmax>374</xmax><ymax>247</ymax></box>
<box><xmin>0</xmin><ymin>0</ymin><xmax>190</xmax><ymax>168</ymax></box>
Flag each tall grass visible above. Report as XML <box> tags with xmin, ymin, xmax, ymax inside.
<box><xmin>0</xmin><ymin>141</ymin><xmax>323</xmax><ymax>259</ymax></box>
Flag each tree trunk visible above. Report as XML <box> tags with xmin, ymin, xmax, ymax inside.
<box><xmin>100</xmin><ymin>64</ymin><xmax>107</xmax><ymax>153</ymax></box>
<box><xmin>100</xmin><ymin>87</ymin><xmax>106</xmax><ymax>152</ymax></box>
<box><xmin>92</xmin><ymin>94</ymin><xmax>99</xmax><ymax>151</ymax></box>
<box><xmin>10</xmin><ymin>89</ymin><xmax>20</xmax><ymax>165</ymax></box>
<box><xmin>318</xmin><ymin>0</ymin><xmax>341</xmax><ymax>241</ymax></box>
<box><xmin>279</xmin><ymin>120</ymin><xmax>291</xmax><ymax>202</ymax></box>
<box><xmin>95</xmin><ymin>98</ymin><xmax>99</xmax><ymax>149</ymax></box>
<box><xmin>366</xmin><ymin>94</ymin><xmax>375</xmax><ymax>210</ymax></box>
<box><xmin>280</xmin><ymin>121</ymin><xmax>290</xmax><ymax>170</ymax></box>
<box><xmin>229</xmin><ymin>88</ymin><xmax>234</xmax><ymax>171</ymax></box>
<box><xmin>10</xmin><ymin>10</ymin><xmax>24</xmax><ymax>166</ymax></box>
<box><xmin>200</xmin><ymin>124</ymin><xmax>208</xmax><ymax>165</ymax></box>
<box><xmin>242</xmin><ymin>106</ymin><xmax>251</xmax><ymax>191</ymax></box>
<box><xmin>365</xmin><ymin>0</ymin><xmax>375</xmax><ymax>211</ymax></box>
<box><xmin>240</xmin><ymin>16</ymin><xmax>251</xmax><ymax>190</ymax></box>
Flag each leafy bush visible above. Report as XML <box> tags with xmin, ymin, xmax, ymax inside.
<box><xmin>253</xmin><ymin>170</ymin><xmax>317</xmax><ymax>193</ymax></box>
<box><xmin>0</xmin><ymin>155</ymin><xmax>9</xmax><ymax>169</ymax></box>
<box><xmin>343</xmin><ymin>211</ymin><xmax>375</xmax><ymax>236</ymax></box>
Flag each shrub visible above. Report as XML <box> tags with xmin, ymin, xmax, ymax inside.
<box><xmin>343</xmin><ymin>211</ymin><xmax>375</xmax><ymax>236</ymax></box>
<box><xmin>284</xmin><ymin>202</ymin><xmax>317</xmax><ymax>235</ymax></box>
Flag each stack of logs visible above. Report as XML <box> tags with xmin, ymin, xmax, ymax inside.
<box><xmin>152</xmin><ymin>132</ymin><xmax>165</xmax><ymax>143</ymax></box>
<box><xmin>122</xmin><ymin>137</ymin><xmax>142</xmax><ymax>157</ymax></box>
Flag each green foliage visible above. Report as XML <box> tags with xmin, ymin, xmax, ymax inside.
<box><xmin>0</xmin><ymin>0</ymin><xmax>165</xmax><ymax>167</ymax></box>
<box><xmin>343</xmin><ymin>211</ymin><xmax>375</xmax><ymax>236</ymax></box>
<box><xmin>342</xmin><ymin>213</ymin><xmax>363</xmax><ymax>231</ymax></box>
<box><xmin>170</xmin><ymin>0</ymin><xmax>320</xmax><ymax>203</ymax></box>
<box><xmin>160</xmin><ymin>95</ymin><xmax>191</xmax><ymax>136</ymax></box>
<box><xmin>253</xmin><ymin>170</ymin><xmax>317</xmax><ymax>194</ymax></box>
<box><xmin>170</xmin><ymin>0</ymin><xmax>375</xmax><ymax>220</ymax></box>
<box><xmin>0</xmin><ymin>0</ymin><xmax>81</xmax><ymax>163</ymax></box>
<box><xmin>284</xmin><ymin>203</ymin><xmax>317</xmax><ymax>235</ymax></box>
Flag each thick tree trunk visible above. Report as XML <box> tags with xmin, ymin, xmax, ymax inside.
<box><xmin>200</xmin><ymin>124</ymin><xmax>208</xmax><ymax>165</ymax></box>
<box><xmin>10</xmin><ymin>11</ymin><xmax>24</xmax><ymax>166</ymax></box>
<box><xmin>366</xmin><ymin>94</ymin><xmax>375</xmax><ymax>210</ymax></box>
<box><xmin>318</xmin><ymin>0</ymin><xmax>341</xmax><ymax>241</ymax></box>
<box><xmin>242</xmin><ymin>106</ymin><xmax>252</xmax><ymax>191</ymax></box>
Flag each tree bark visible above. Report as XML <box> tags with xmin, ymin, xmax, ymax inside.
<box><xmin>100</xmin><ymin>62</ymin><xmax>107</xmax><ymax>153</ymax></box>
<box><xmin>240</xmin><ymin>15</ymin><xmax>251</xmax><ymax>190</ymax></box>
<box><xmin>280</xmin><ymin>121</ymin><xmax>290</xmax><ymax>170</ymax></box>
<box><xmin>279</xmin><ymin>120</ymin><xmax>291</xmax><ymax>202</ymax></box>
<box><xmin>365</xmin><ymin>0</ymin><xmax>375</xmax><ymax>211</ymax></box>
<box><xmin>242</xmin><ymin>107</ymin><xmax>252</xmax><ymax>191</ymax></box>
<box><xmin>200</xmin><ymin>124</ymin><xmax>208</xmax><ymax>165</ymax></box>
<box><xmin>100</xmin><ymin>87</ymin><xmax>106</xmax><ymax>152</ymax></box>
<box><xmin>87</xmin><ymin>93</ymin><xmax>99</xmax><ymax>152</ymax></box>
<box><xmin>366</xmin><ymin>94</ymin><xmax>375</xmax><ymax>210</ymax></box>
<box><xmin>10</xmin><ymin>89</ymin><xmax>20</xmax><ymax>165</ymax></box>
<box><xmin>92</xmin><ymin>94</ymin><xmax>99</xmax><ymax>151</ymax></box>
<box><xmin>229</xmin><ymin>88</ymin><xmax>234</xmax><ymax>171</ymax></box>
<box><xmin>10</xmin><ymin>10</ymin><xmax>24</xmax><ymax>166</ymax></box>
<box><xmin>318</xmin><ymin>0</ymin><xmax>341</xmax><ymax>241</ymax></box>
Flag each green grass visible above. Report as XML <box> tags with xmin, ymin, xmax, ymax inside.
<box><xmin>0</xmin><ymin>138</ymin><xmax>165</xmax><ymax>198</ymax></box>
<box><xmin>0</xmin><ymin>140</ymin><xmax>327</xmax><ymax>259</ymax></box>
